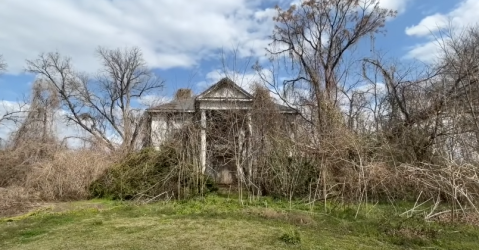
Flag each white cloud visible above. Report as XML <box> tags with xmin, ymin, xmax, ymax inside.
<box><xmin>405</xmin><ymin>41</ymin><xmax>443</xmax><ymax>63</ymax></box>
<box><xmin>405</xmin><ymin>0</ymin><xmax>479</xmax><ymax>62</ymax></box>
<box><xmin>0</xmin><ymin>0</ymin><xmax>277</xmax><ymax>74</ymax></box>
<box><xmin>0</xmin><ymin>0</ymin><xmax>415</xmax><ymax>76</ymax></box>
<box><xmin>405</xmin><ymin>14</ymin><xmax>449</xmax><ymax>37</ymax></box>
<box><xmin>377</xmin><ymin>0</ymin><xmax>412</xmax><ymax>14</ymax></box>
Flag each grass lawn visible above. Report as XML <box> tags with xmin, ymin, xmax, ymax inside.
<box><xmin>1</xmin><ymin>195</ymin><xmax>479</xmax><ymax>249</ymax></box>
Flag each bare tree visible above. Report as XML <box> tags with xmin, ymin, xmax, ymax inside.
<box><xmin>0</xmin><ymin>55</ymin><xmax>22</xmax><ymax>129</ymax></box>
<box><xmin>0</xmin><ymin>102</ymin><xmax>28</xmax><ymax>145</ymax></box>
<box><xmin>0</xmin><ymin>108</ymin><xmax>22</xmax><ymax>126</ymax></box>
<box><xmin>361</xmin><ymin>54</ymin><xmax>454</xmax><ymax>162</ymax></box>
<box><xmin>26</xmin><ymin>47</ymin><xmax>164</xmax><ymax>151</ymax></box>
<box><xmin>265</xmin><ymin>0</ymin><xmax>395</xmax><ymax>132</ymax></box>
<box><xmin>253</xmin><ymin>0</ymin><xmax>397</xmax><ymax>206</ymax></box>
<box><xmin>0</xmin><ymin>54</ymin><xmax>6</xmax><ymax>73</ymax></box>
<box><xmin>436</xmin><ymin>24</ymin><xmax>479</xmax><ymax>160</ymax></box>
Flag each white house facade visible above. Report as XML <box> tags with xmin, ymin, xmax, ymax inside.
<box><xmin>146</xmin><ymin>78</ymin><xmax>297</xmax><ymax>184</ymax></box>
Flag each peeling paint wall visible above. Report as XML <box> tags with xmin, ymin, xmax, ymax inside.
<box><xmin>150</xmin><ymin>112</ymin><xmax>193</xmax><ymax>149</ymax></box>
<box><xmin>150</xmin><ymin>114</ymin><xmax>168</xmax><ymax>149</ymax></box>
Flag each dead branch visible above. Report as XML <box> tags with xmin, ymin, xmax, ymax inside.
<box><xmin>0</xmin><ymin>54</ymin><xmax>6</xmax><ymax>73</ymax></box>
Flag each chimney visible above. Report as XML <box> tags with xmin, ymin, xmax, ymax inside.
<box><xmin>174</xmin><ymin>88</ymin><xmax>193</xmax><ymax>100</ymax></box>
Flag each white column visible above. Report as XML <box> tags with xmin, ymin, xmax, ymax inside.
<box><xmin>246</xmin><ymin>112</ymin><xmax>253</xmax><ymax>180</ymax></box>
<box><xmin>237</xmin><ymin>128</ymin><xmax>246</xmax><ymax>183</ymax></box>
<box><xmin>200</xmin><ymin>110</ymin><xmax>207</xmax><ymax>174</ymax></box>
<box><xmin>288</xmin><ymin>115</ymin><xmax>296</xmax><ymax>157</ymax></box>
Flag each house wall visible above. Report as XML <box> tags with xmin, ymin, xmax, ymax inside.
<box><xmin>198</xmin><ymin>100</ymin><xmax>252</xmax><ymax>110</ymax></box>
<box><xmin>150</xmin><ymin>113</ymin><xmax>168</xmax><ymax>149</ymax></box>
<box><xmin>150</xmin><ymin>112</ymin><xmax>194</xmax><ymax>149</ymax></box>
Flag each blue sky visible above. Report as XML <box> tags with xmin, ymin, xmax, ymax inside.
<box><xmin>1</xmin><ymin>0</ymin><xmax>478</xmax><ymax>143</ymax></box>
<box><xmin>1</xmin><ymin>0</ymin><xmax>476</xmax><ymax>100</ymax></box>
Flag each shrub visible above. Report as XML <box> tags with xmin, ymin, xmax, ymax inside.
<box><xmin>25</xmin><ymin>149</ymin><xmax>112</xmax><ymax>200</ymax></box>
<box><xmin>0</xmin><ymin>143</ymin><xmax>57</xmax><ymax>187</ymax></box>
<box><xmin>89</xmin><ymin>146</ymin><xmax>213</xmax><ymax>201</ymax></box>
<box><xmin>256</xmin><ymin>152</ymin><xmax>320</xmax><ymax>198</ymax></box>
<box><xmin>0</xmin><ymin>143</ymin><xmax>112</xmax><ymax>202</ymax></box>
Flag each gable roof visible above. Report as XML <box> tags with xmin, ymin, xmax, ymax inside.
<box><xmin>196</xmin><ymin>77</ymin><xmax>253</xmax><ymax>101</ymax></box>
<box><xmin>147</xmin><ymin>98</ymin><xmax>195</xmax><ymax>112</ymax></box>
<box><xmin>147</xmin><ymin>78</ymin><xmax>298</xmax><ymax>114</ymax></box>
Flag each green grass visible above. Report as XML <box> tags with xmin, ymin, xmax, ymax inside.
<box><xmin>1</xmin><ymin>195</ymin><xmax>479</xmax><ymax>249</ymax></box>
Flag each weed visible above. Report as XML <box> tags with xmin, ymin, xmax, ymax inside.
<box><xmin>91</xmin><ymin>219</ymin><xmax>103</xmax><ymax>226</ymax></box>
<box><xmin>280</xmin><ymin>229</ymin><xmax>301</xmax><ymax>245</ymax></box>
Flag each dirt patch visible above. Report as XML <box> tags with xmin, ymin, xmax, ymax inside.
<box><xmin>246</xmin><ymin>207</ymin><xmax>316</xmax><ymax>226</ymax></box>
<box><xmin>287</xmin><ymin>211</ymin><xmax>316</xmax><ymax>225</ymax></box>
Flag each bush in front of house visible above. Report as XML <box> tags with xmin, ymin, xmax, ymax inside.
<box><xmin>89</xmin><ymin>147</ymin><xmax>192</xmax><ymax>200</ymax></box>
<box><xmin>89</xmin><ymin>146</ymin><xmax>212</xmax><ymax>201</ymax></box>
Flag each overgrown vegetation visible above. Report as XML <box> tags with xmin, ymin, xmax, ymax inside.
<box><xmin>2</xmin><ymin>2</ymin><xmax>479</xmax><ymax>245</ymax></box>
<box><xmin>0</xmin><ymin>146</ymin><xmax>112</xmax><ymax>216</ymax></box>
<box><xmin>89</xmin><ymin>146</ymin><xmax>216</xmax><ymax>200</ymax></box>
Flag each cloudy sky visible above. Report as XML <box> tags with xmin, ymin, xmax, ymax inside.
<box><xmin>0</xmin><ymin>0</ymin><xmax>478</xmax><ymax>143</ymax></box>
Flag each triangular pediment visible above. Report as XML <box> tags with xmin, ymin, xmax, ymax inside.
<box><xmin>196</xmin><ymin>78</ymin><xmax>253</xmax><ymax>100</ymax></box>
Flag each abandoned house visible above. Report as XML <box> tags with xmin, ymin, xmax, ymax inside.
<box><xmin>145</xmin><ymin>78</ymin><xmax>298</xmax><ymax>184</ymax></box>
